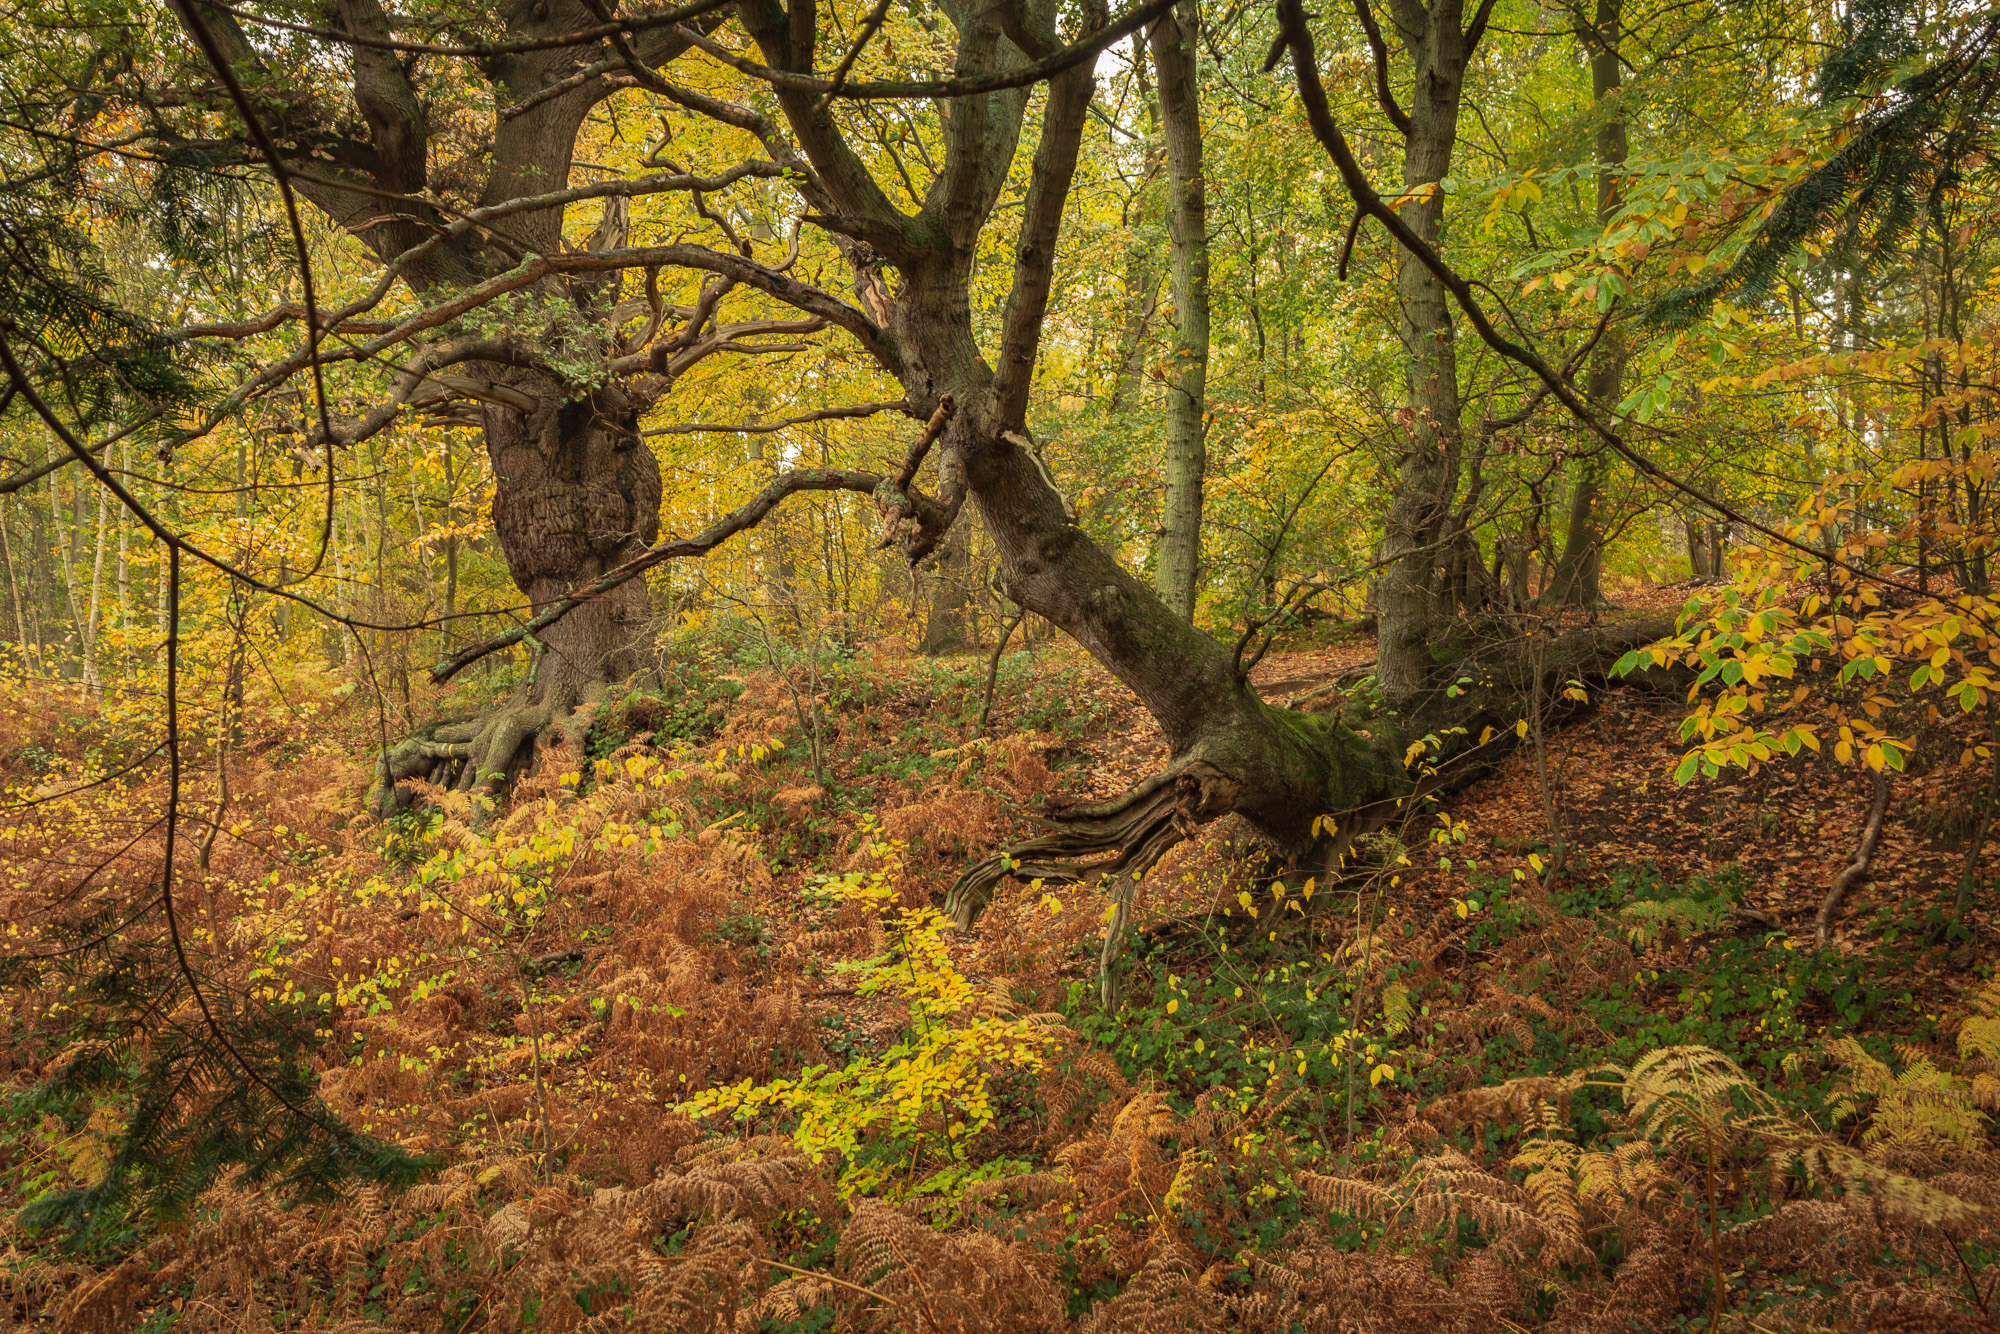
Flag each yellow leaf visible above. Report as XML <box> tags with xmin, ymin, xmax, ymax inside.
<box><xmin>1528</xmin><ymin>853</ymin><xmax>1544</xmax><ymax>873</ymax></box>
<box><xmin>1515</xmin><ymin>719</ymin><xmax>1530</xmax><ymax>738</ymax></box>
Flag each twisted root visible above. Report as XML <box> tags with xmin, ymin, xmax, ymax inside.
<box><xmin>943</xmin><ymin>763</ymin><xmax>1223</xmax><ymax>930</ymax></box>
<box><xmin>372</xmin><ymin>684</ymin><xmax>596</xmax><ymax>817</ymax></box>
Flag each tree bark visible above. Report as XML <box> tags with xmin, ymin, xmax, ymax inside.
<box><xmin>480</xmin><ymin>376</ymin><xmax>661</xmax><ymax>707</ymax></box>
<box><xmin>1149</xmin><ymin>0</ymin><xmax>1208</xmax><ymax>622</ymax></box>
<box><xmin>1372</xmin><ymin>0</ymin><xmax>1477</xmax><ymax>705</ymax></box>
<box><xmin>921</xmin><ymin>521</ymin><xmax>974</xmax><ymax>654</ymax></box>
<box><xmin>1545</xmin><ymin>0</ymin><xmax>1627</xmax><ymax>610</ymax></box>
<box><xmin>1686</xmin><ymin>517</ymin><xmax>1711</xmax><ymax>578</ymax></box>
<box><xmin>374</xmin><ymin>375</ymin><xmax>663</xmax><ymax>809</ymax></box>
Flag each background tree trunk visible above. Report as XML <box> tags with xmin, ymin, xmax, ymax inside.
<box><xmin>1687</xmin><ymin>518</ymin><xmax>1712</xmax><ymax>577</ymax></box>
<box><xmin>1149</xmin><ymin>0</ymin><xmax>1209</xmax><ymax>623</ymax></box>
<box><xmin>921</xmin><ymin>522</ymin><xmax>973</xmax><ymax>654</ymax></box>
<box><xmin>1546</xmin><ymin>0</ymin><xmax>1627</xmax><ymax>610</ymax></box>
<box><xmin>1374</xmin><ymin>0</ymin><xmax>1473</xmax><ymax>705</ymax></box>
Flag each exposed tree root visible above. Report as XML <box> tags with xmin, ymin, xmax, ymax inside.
<box><xmin>949</xmin><ymin>617</ymin><xmax>1685</xmax><ymax>934</ymax></box>
<box><xmin>944</xmin><ymin>765</ymin><xmax>1214</xmax><ymax>928</ymax></box>
<box><xmin>370</xmin><ymin>677</ymin><xmax>599</xmax><ymax>817</ymax></box>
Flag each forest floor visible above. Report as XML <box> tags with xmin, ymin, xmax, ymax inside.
<box><xmin>3</xmin><ymin>599</ymin><xmax>1999</xmax><ymax>1332</ymax></box>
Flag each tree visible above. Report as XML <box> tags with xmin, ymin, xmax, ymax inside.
<box><xmin>1544</xmin><ymin>0</ymin><xmax>1628</xmax><ymax>610</ymax></box>
<box><xmin>1352</xmin><ymin>0</ymin><xmax>1494</xmax><ymax>704</ymax></box>
<box><xmin>6</xmin><ymin>0</ymin><xmax>1686</xmax><ymax>940</ymax></box>
<box><xmin>71</xmin><ymin>0</ymin><xmax>873</xmax><ymax>803</ymax></box>
<box><xmin>1148</xmin><ymin>0</ymin><xmax>1208</xmax><ymax>622</ymax></box>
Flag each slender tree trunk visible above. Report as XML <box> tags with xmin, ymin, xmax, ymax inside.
<box><xmin>1374</xmin><ymin>0</ymin><xmax>1474</xmax><ymax>704</ymax></box>
<box><xmin>442</xmin><ymin>441</ymin><xmax>458</xmax><ymax>650</ymax></box>
<box><xmin>1546</xmin><ymin>0</ymin><xmax>1626</xmax><ymax>610</ymax></box>
<box><xmin>1687</xmin><ymin>518</ymin><xmax>1711</xmax><ymax>578</ymax></box>
<box><xmin>80</xmin><ymin>480</ymin><xmax>109</xmax><ymax>702</ymax></box>
<box><xmin>0</xmin><ymin>500</ymin><xmax>26</xmax><ymax>669</ymax></box>
<box><xmin>1149</xmin><ymin>0</ymin><xmax>1209</xmax><ymax>622</ymax></box>
<box><xmin>115</xmin><ymin>436</ymin><xmax>131</xmax><ymax>658</ymax></box>
<box><xmin>156</xmin><ymin>452</ymin><xmax>173</xmax><ymax>645</ymax></box>
<box><xmin>50</xmin><ymin>466</ymin><xmax>86</xmax><ymax>680</ymax></box>
<box><xmin>1106</xmin><ymin>269</ymin><xmax>1161</xmax><ymax>415</ymax></box>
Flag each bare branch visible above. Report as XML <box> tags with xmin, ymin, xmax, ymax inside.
<box><xmin>641</xmin><ymin>399</ymin><xmax>908</xmax><ymax>436</ymax></box>
<box><xmin>814</xmin><ymin>0</ymin><xmax>896</xmax><ymax>110</ymax></box>
<box><xmin>993</xmin><ymin>49</ymin><xmax>1096</xmax><ymax>423</ymax></box>
<box><xmin>1351</xmin><ymin>0</ymin><xmax>1412</xmax><ymax>136</ymax></box>
<box><xmin>0</xmin><ymin>409</ymin><xmax>164</xmax><ymax>495</ymax></box>
<box><xmin>429</xmin><ymin>466</ymin><xmax>898</xmax><ymax>684</ymax></box>
<box><xmin>202</xmin><ymin>0</ymin><xmax>734</xmax><ymax>59</ymax></box>
<box><xmin>172</xmin><ymin>304</ymin><xmax>395</xmax><ymax>339</ymax></box>
<box><xmin>875</xmin><ymin>396</ymin><xmax>957</xmax><ymax>548</ymax></box>
<box><xmin>672</xmin><ymin>0</ymin><xmax>1176</xmax><ymax>101</ymax></box>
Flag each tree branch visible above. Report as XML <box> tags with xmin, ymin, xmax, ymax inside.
<box><xmin>1351</xmin><ymin>0</ymin><xmax>1411</xmax><ymax>135</ymax></box>
<box><xmin>201</xmin><ymin>0</ymin><xmax>734</xmax><ymax>58</ymax></box>
<box><xmin>673</xmin><ymin>0</ymin><xmax>1175</xmax><ymax>101</ymax></box>
<box><xmin>640</xmin><ymin>399</ymin><xmax>908</xmax><ymax>435</ymax></box>
<box><xmin>428</xmin><ymin>467</ymin><xmax>907</xmax><ymax>684</ymax></box>
<box><xmin>993</xmin><ymin>39</ymin><xmax>1096</xmax><ymax>423</ymax></box>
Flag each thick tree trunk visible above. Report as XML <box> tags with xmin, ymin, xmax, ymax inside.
<box><xmin>921</xmin><ymin>522</ymin><xmax>973</xmax><ymax>654</ymax></box>
<box><xmin>1374</xmin><ymin>0</ymin><xmax>1473</xmax><ymax>706</ymax></box>
<box><xmin>1149</xmin><ymin>0</ymin><xmax>1209</xmax><ymax>623</ymax></box>
<box><xmin>483</xmin><ymin>375</ymin><xmax>660</xmax><ymax>705</ymax></box>
<box><xmin>1545</xmin><ymin>0</ymin><xmax>1627</xmax><ymax>610</ymax></box>
<box><xmin>373</xmin><ymin>375</ymin><xmax>660</xmax><ymax>811</ymax></box>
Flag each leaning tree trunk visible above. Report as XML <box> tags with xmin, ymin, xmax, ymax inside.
<box><xmin>920</xmin><ymin>262</ymin><xmax>1677</xmax><ymax>926</ymax></box>
<box><xmin>373</xmin><ymin>373</ymin><xmax>660</xmax><ymax>811</ymax></box>
<box><xmin>944</xmin><ymin>388</ymin><xmax>1677</xmax><ymax>925</ymax></box>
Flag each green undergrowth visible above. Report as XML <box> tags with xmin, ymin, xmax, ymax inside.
<box><xmin>1079</xmin><ymin>858</ymin><xmax>1941</xmax><ymax>1149</ymax></box>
